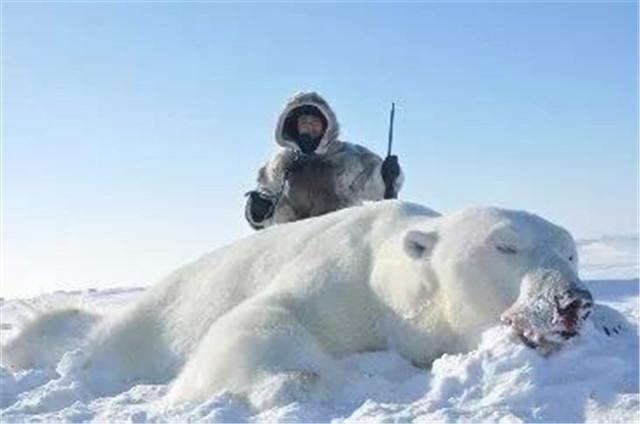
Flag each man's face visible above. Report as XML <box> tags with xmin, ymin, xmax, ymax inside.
<box><xmin>297</xmin><ymin>114</ymin><xmax>325</xmax><ymax>140</ymax></box>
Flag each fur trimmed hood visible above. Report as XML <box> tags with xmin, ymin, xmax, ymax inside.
<box><xmin>274</xmin><ymin>91</ymin><xmax>340</xmax><ymax>155</ymax></box>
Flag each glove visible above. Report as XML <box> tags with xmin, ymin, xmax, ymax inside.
<box><xmin>245</xmin><ymin>191</ymin><xmax>275</xmax><ymax>224</ymax></box>
<box><xmin>381</xmin><ymin>155</ymin><xmax>400</xmax><ymax>188</ymax></box>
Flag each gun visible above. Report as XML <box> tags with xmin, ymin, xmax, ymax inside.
<box><xmin>387</xmin><ymin>102</ymin><xmax>395</xmax><ymax>158</ymax></box>
<box><xmin>384</xmin><ymin>103</ymin><xmax>397</xmax><ymax>199</ymax></box>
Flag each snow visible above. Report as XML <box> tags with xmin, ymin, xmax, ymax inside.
<box><xmin>578</xmin><ymin>236</ymin><xmax>639</xmax><ymax>281</ymax></box>
<box><xmin>1</xmin><ymin>236</ymin><xmax>638</xmax><ymax>423</ymax></box>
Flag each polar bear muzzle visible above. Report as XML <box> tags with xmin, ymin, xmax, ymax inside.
<box><xmin>501</xmin><ymin>267</ymin><xmax>593</xmax><ymax>354</ymax></box>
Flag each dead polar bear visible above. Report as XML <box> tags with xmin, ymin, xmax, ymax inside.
<box><xmin>3</xmin><ymin>201</ymin><xmax>593</xmax><ymax>404</ymax></box>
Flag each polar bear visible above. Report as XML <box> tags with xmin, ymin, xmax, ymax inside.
<box><xmin>2</xmin><ymin>201</ymin><xmax>593</xmax><ymax>405</ymax></box>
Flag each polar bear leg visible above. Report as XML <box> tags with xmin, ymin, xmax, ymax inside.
<box><xmin>73</xmin><ymin>306</ymin><xmax>180</xmax><ymax>395</ymax></box>
<box><xmin>1</xmin><ymin>307</ymin><xmax>100</xmax><ymax>371</ymax></box>
<box><xmin>168</xmin><ymin>301</ymin><xmax>337</xmax><ymax>406</ymax></box>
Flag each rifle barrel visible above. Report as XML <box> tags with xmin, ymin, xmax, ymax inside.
<box><xmin>387</xmin><ymin>102</ymin><xmax>395</xmax><ymax>157</ymax></box>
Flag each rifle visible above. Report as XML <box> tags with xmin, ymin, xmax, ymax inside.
<box><xmin>387</xmin><ymin>102</ymin><xmax>395</xmax><ymax>158</ymax></box>
<box><xmin>384</xmin><ymin>102</ymin><xmax>397</xmax><ymax>199</ymax></box>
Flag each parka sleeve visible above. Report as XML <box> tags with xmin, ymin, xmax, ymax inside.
<box><xmin>244</xmin><ymin>149</ymin><xmax>296</xmax><ymax>229</ymax></box>
<box><xmin>255</xmin><ymin>150</ymin><xmax>293</xmax><ymax>195</ymax></box>
<box><xmin>347</xmin><ymin>145</ymin><xmax>404</xmax><ymax>202</ymax></box>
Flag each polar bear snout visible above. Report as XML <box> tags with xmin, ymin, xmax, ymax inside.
<box><xmin>501</xmin><ymin>270</ymin><xmax>593</xmax><ymax>353</ymax></box>
<box><xmin>553</xmin><ymin>287</ymin><xmax>593</xmax><ymax>339</ymax></box>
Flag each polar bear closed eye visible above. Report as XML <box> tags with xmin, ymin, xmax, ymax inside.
<box><xmin>1</xmin><ymin>201</ymin><xmax>596</xmax><ymax>406</ymax></box>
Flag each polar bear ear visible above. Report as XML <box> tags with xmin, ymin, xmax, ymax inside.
<box><xmin>403</xmin><ymin>230</ymin><xmax>438</xmax><ymax>260</ymax></box>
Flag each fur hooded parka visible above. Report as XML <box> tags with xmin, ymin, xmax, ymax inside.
<box><xmin>245</xmin><ymin>91</ymin><xmax>403</xmax><ymax>229</ymax></box>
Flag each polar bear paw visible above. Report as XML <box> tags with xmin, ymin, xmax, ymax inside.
<box><xmin>247</xmin><ymin>371</ymin><xmax>322</xmax><ymax>409</ymax></box>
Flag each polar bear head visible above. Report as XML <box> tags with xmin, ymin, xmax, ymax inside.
<box><xmin>401</xmin><ymin>207</ymin><xmax>592</xmax><ymax>353</ymax></box>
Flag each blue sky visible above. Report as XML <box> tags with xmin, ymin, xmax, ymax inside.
<box><xmin>2</xmin><ymin>2</ymin><xmax>638</xmax><ymax>297</ymax></box>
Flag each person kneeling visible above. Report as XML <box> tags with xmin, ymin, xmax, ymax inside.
<box><xmin>245</xmin><ymin>91</ymin><xmax>403</xmax><ymax>230</ymax></box>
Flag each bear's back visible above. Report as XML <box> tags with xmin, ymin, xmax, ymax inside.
<box><xmin>151</xmin><ymin>201</ymin><xmax>438</xmax><ymax>353</ymax></box>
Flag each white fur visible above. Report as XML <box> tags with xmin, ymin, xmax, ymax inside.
<box><xmin>3</xmin><ymin>201</ymin><xmax>585</xmax><ymax>406</ymax></box>
<box><xmin>1</xmin><ymin>308</ymin><xmax>100</xmax><ymax>370</ymax></box>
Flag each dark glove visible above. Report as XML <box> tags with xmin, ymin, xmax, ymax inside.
<box><xmin>245</xmin><ymin>191</ymin><xmax>275</xmax><ymax>226</ymax></box>
<box><xmin>381</xmin><ymin>155</ymin><xmax>401</xmax><ymax>195</ymax></box>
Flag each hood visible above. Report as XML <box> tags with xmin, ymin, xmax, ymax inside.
<box><xmin>275</xmin><ymin>91</ymin><xmax>340</xmax><ymax>154</ymax></box>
